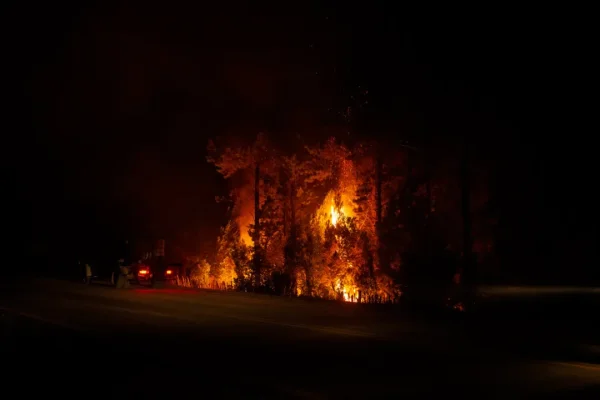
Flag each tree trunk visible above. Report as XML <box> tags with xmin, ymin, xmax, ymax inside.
<box><xmin>253</xmin><ymin>162</ymin><xmax>261</xmax><ymax>289</ymax></box>
<box><xmin>375</xmin><ymin>149</ymin><xmax>384</xmax><ymax>274</ymax></box>
<box><xmin>304</xmin><ymin>266</ymin><xmax>312</xmax><ymax>297</ymax></box>
<box><xmin>290</xmin><ymin>178</ymin><xmax>296</xmax><ymax>228</ymax></box>
<box><xmin>375</xmin><ymin>150</ymin><xmax>382</xmax><ymax>227</ymax></box>
<box><xmin>283</xmin><ymin>189</ymin><xmax>288</xmax><ymax>238</ymax></box>
<box><xmin>288</xmin><ymin>177</ymin><xmax>298</xmax><ymax>279</ymax></box>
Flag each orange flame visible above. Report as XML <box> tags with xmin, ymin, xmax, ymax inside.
<box><xmin>336</xmin><ymin>278</ymin><xmax>358</xmax><ymax>303</ymax></box>
<box><xmin>330</xmin><ymin>205</ymin><xmax>340</xmax><ymax>226</ymax></box>
<box><xmin>341</xmin><ymin>286</ymin><xmax>358</xmax><ymax>302</ymax></box>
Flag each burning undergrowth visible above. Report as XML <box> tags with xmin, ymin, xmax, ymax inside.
<box><xmin>192</xmin><ymin>134</ymin><xmax>493</xmax><ymax>302</ymax></box>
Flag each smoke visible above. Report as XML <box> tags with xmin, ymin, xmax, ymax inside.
<box><xmin>232</xmin><ymin>173</ymin><xmax>255</xmax><ymax>247</ymax></box>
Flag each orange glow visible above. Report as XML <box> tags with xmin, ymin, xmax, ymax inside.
<box><xmin>330</xmin><ymin>205</ymin><xmax>340</xmax><ymax>226</ymax></box>
<box><xmin>166</xmin><ymin>270</ymin><xmax>172</xmax><ymax>275</ymax></box>
<box><xmin>318</xmin><ymin>191</ymin><xmax>355</xmax><ymax>232</ymax></box>
<box><xmin>235</xmin><ymin>182</ymin><xmax>255</xmax><ymax>246</ymax></box>
<box><xmin>343</xmin><ymin>290</ymin><xmax>359</xmax><ymax>302</ymax></box>
<box><xmin>239</xmin><ymin>216</ymin><xmax>254</xmax><ymax>246</ymax></box>
<box><xmin>341</xmin><ymin>283</ymin><xmax>358</xmax><ymax>303</ymax></box>
<box><xmin>205</xmin><ymin>141</ymin><xmax>402</xmax><ymax>301</ymax></box>
<box><xmin>138</xmin><ymin>270</ymin><xmax>148</xmax><ymax>275</ymax></box>
<box><xmin>218</xmin><ymin>257</ymin><xmax>236</xmax><ymax>284</ymax></box>
<box><xmin>240</xmin><ymin>232</ymin><xmax>253</xmax><ymax>246</ymax></box>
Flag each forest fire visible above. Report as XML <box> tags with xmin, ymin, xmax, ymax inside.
<box><xmin>328</xmin><ymin>203</ymin><xmax>358</xmax><ymax>302</ymax></box>
<box><xmin>343</xmin><ymin>292</ymin><xmax>352</xmax><ymax>302</ymax></box>
<box><xmin>340</xmin><ymin>281</ymin><xmax>359</xmax><ymax>303</ymax></box>
<box><xmin>330</xmin><ymin>205</ymin><xmax>339</xmax><ymax>227</ymax></box>
<box><xmin>203</xmin><ymin>134</ymin><xmax>494</xmax><ymax>303</ymax></box>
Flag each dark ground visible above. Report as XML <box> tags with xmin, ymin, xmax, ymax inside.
<box><xmin>1</xmin><ymin>278</ymin><xmax>599</xmax><ymax>398</ymax></box>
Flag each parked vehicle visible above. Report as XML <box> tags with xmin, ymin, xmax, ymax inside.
<box><xmin>135</xmin><ymin>262</ymin><xmax>181</xmax><ymax>285</ymax></box>
<box><xmin>165</xmin><ymin>263</ymin><xmax>182</xmax><ymax>283</ymax></box>
<box><xmin>135</xmin><ymin>262</ymin><xmax>153</xmax><ymax>284</ymax></box>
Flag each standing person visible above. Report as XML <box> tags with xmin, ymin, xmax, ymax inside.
<box><xmin>85</xmin><ymin>262</ymin><xmax>92</xmax><ymax>285</ymax></box>
<box><xmin>116</xmin><ymin>259</ymin><xmax>131</xmax><ymax>289</ymax></box>
<box><xmin>112</xmin><ymin>259</ymin><xmax>122</xmax><ymax>287</ymax></box>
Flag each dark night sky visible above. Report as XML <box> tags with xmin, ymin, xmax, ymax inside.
<box><xmin>10</xmin><ymin>2</ymin><xmax>595</xmax><ymax>281</ymax></box>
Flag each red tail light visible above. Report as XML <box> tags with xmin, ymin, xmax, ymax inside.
<box><xmin>138</xmin><ymin>269</ymin><xmax>148</xmax><ymax>275</ymax></box>
<box><xmin>166</xmin><ymin>269</ymin><xmax>172</xmax><ymax>275</ymax></box>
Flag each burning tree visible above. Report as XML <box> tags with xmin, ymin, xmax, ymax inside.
<box><xmin>207</xmin><ymin>133</ymin><xmax>494</xmax><ymax>302</ymax></box>
<box><xmin>207</xmin><ymin>133</ymin><xmax>282</xmax><ymax>288</ymax></box>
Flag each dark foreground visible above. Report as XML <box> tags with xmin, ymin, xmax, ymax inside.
<box><xmin>1</xmin><ymin>278</ymin><xmax>599</xmax><ymax>399</ymax></box>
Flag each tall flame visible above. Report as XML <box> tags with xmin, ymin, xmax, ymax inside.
<box><xmin>330</xmin><ymin>205</ymin><xmax>339</xmax><ymax>226</ymax></box>
<box><xmin>336</xmin><ymin>278</ymin><xmax>358</xmax><ymax>303</ymax></box>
